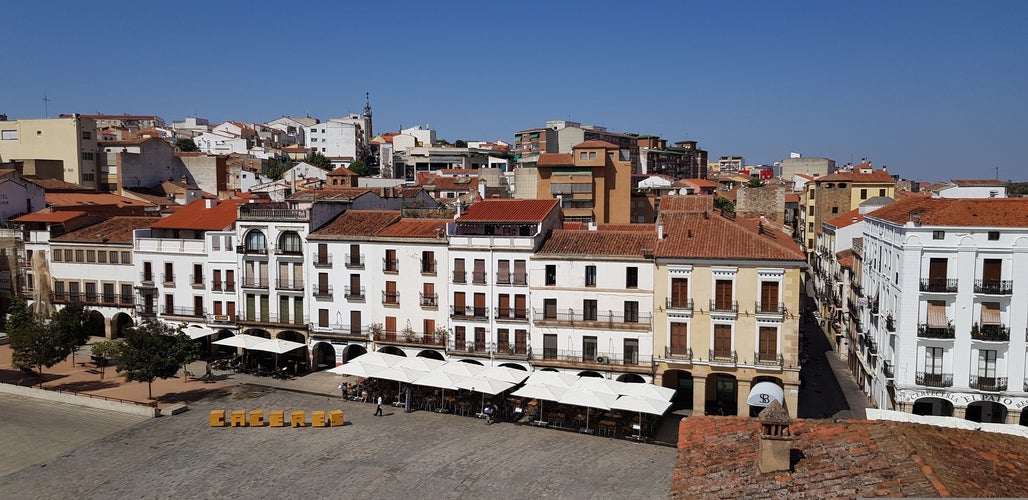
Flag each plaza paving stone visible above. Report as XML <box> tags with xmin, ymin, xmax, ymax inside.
<box><xmin>0</xmin><ymin>385</ymin><xmax>676</xmax><ymax>499</ymax></box>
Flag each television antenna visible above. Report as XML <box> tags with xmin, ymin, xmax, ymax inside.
<box><xmin>43</xmin><ymin>93</ymin><xmax>53</xmax><ymax>118</ymax></box>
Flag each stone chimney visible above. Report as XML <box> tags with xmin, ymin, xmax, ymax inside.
<box><xmin>757</xmin><ymin>400</ymin><xmax>793</xmax><ymax>474</ymax></box>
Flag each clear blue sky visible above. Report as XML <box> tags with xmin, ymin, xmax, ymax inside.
<box><xmin>4</xmin><ymin>1</ymin><xmax>1026</xmax><ymax>181</ymax></box>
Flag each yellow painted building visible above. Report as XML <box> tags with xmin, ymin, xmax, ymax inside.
<box><xmin>0</xmin><ymin>116</ymin><xmax>100</xmax><ymax>188</ymax></box>
<box><xmin>652</xmin><ymin>202</ymin><xmax>806</xmax><ymax>417</ymax></box>
<box><xmin>534</xmin><ymin>140</ymin><xmax>632</xmax><ymax>224</ymax></box>
<box><xmin>801</xmin><ymin>162</ymin><xmax>895</xmax><ymax>259</ymax></box>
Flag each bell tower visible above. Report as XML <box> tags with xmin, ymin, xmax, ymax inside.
<box><xmin>363</xmin><ymin>91</ymin><xmax>373</xmax><ymax>144</ymax></box>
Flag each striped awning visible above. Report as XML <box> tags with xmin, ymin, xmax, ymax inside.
<box><xmin>927</xmin><ymin>303</ymin><xmax>947</xmax><ymax>328</ymax></box>
<box><xmin>981</xmin><ymin>303</ymin><xmax>1001</xmax><ymax>325</ymax></box>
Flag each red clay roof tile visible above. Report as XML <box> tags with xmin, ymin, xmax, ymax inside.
<box><xmin>150</xmin><ymin>199</ymin><xmax>244</xmax><ymax>231</ymax></box>
<box><xmin>457</xmin><ymin>199</ymin><xmax>558</xmax><ymax>223</ymax></box>
<box><xmin>867</xmin><ymin>197</ymin><xmax>1028</xmax><ymax>228</ymax></box>
<box><xmin>537</xmin><ymin>229</ymin><xmax>656</xmax><ymax>257</ymax></box>
<box><xmin>537</xmin><ymin>153</ymin><xmax>574</xmax><ymax>166</ymax></box>
<box><xmin>572</xmin><ymin>140</ymin><xmax>620</xmax><ymax>149</ymax></box>
<box><xmin>656</xmin><ymin>211</ymin><xmax>805</xmax><ymax>261</ymax></box>
<box><xmin>52</xmin><ymin>216</ymin><xmax>162</xmax><ymax>244</ymax></box>
<box><xmin>309</xmin><ymin>210</ymin><xmax>401</xmax><ymax>238</ymax></box>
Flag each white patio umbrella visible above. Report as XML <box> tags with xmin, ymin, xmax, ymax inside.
<box><xmin>478</xmin><ymin>365</ymin><xmax>530</xmax><ymax>384</ymax></box>
<box><xmin>249</xmin><ymin>338</ymin><xmax>305</xmax><ymax>370</ymax></box>
<box><xmin>610</xmin><ymin>395</ymin><xmax>673</xmax><ymax>440</ymax></box>
<box><xmin>456</xmin><ymin>376</ymin><xmax>518</xmax><ymax>414</ymax></box>
<box><xmin>558</xmin><ymin>388</ymin><xmax>617</xmax><ymax>431</ymax></box>
<box><xmin>326</xmin><ymin>362</ymin><xmax>387</xmax><ymax>378</ymax></box>
<box><xmin>185</xmin><ymin>324</ymin><xmax>218</xmax><ymax>340</ymax></box>
<box><xmin>371</xmin><ymin>365</ymin><xmax>429</xmax><ymax>401</ymax></box>
<box><xmin>438</xmin><ymin>361</ymin><xmax>487</xmax><ymax>378</ymax></box>
<box><xmin>746</xmin><ymin>381</ymin><xmax>785</xmax><ymax>407</ymax></box>
<box><xmin>396</xmin><ymin>356</ymin><xmax>446</xmax><ymax>372</ymax></box>
<box><xmin>618</xmin><ymin>383</ymin><xmax>676</xmax><ymax>402</ymax></box>
<box><xmin>212</xmin><ymin>334</ymin><xmax>268</xmax><ymax>349</ymax></box>
<box><xmin>569</xmin><ymin>377</ymin><xmax>621</xmax><ymax>395</ymax></box>
<box><xmin>524</xmin><ymin>370</ymin><xmax>579</xmax><ymax>389</ymax></box>
<box><xmin>350</xmin><ymin>351</ymin><xmax>405</xmax><ymax>368</ymax></box>
<box><xmin>511</xmin><ymin>384</ymin><xmax>567</xmax><ymax>423</ymax></box>
<box><xmin>413</xmin><ymin>371</ymin><xmax>470</xmax><ymax>413</ymax></box>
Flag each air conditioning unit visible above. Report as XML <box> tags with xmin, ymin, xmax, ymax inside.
<box><xmin>596</xmin><ymin>356</ymin><xmax>607</xmax><ymax>364</ymax></box>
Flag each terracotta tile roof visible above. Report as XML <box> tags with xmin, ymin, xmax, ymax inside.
<box><xmin>281</xmin><ymin>144</ymin><xmax>309</xmax><ymax>152</ymax></box>
<box><xmin>837</xmin><ymin>249</ymin><xmax>854</xmax><ymax>267</ymax></box>
<box><xmin>794</xmin><ymin>173</ymin><xmax>815</xmax><ymax>181</ymax></box>
<box><xmin>64</xmin><ymin>114</ymin><xmax>162</xmax><ymax>121</ymax></box>
<box><xmin>45</xmin><ymin>193</ymin><xmax>153</xmax><ymax>208</ymax></box>
<box><xmin>52</xmin><ymin>216</ymin><xmax>162</xmax><ymax>244</ymax></box>
<box><xmin>817</xmin><ymin>167</ymin><xmax>895</xmax><ymax>184</ymax></box>
<box><xmin>596</xmin><ymin>224</ymin><xmax>657</xmax><ymax>232</ymax></box>
<box><xmin>150</xmin><ymin>199</ymin><xmax>244</xmax><ymax>231</ymax></box>
<box><xmin>13</xmin><ymin>211</ymin><xmax>88</xmax><ymax>223</ymax></box>
<box><xmin>656</xmin><ymin>211</ymin><xmax>805</xmax><ymax>261</ymax></box>
<box><xmin>673</xmin><ymin>178</ymin><xmax>719</xmax><ymax>189</ymax></box>
<box><xmin>99</xmin><ymin>137</ymin><xmax>155</xmax><ymax>147</ymax></box>
<box><xmin>23</xmin><ymin>177</ymin><xmax>95</xmax><ymax>192</ymax></box>
<box><xmin>572</xmin><ymin>140</ymin><xmax>620</xmax><ymax>149</ymax></box>
<box><xmin>327</xmin><ymin>166</ymin><xmax>357</xmax><ymax>176</ymax></box>
<box><xmin>438</xmin><ymin>169</ymin><xmax>478</xmax><ymax>175</ymax></box>
<box><xmin>538</xmin><ymin>229</ymin><xmax>656</xmax><ymax>257</ymax></box>
<box><xmin>457</xmin><ymin>199</ymin><xmax>558</xmax><ymax>223</ymax></box>
<box><xmin>949</xmin><ymin>179</ymin><xmax>1005</xmax><ymax>187</ymax></box>
<box><xmin>659</xmin><ymin>195</ymin><xmax>714</xmax><ymax>213</ymax></box>
<box><xmin>420</xmin><ymin>176</ymin><xmax>478</xmax><ymax>191</ymax></box>
<box><xmin>286</xmin><ymin>188</ymin><xmax>373</xmax><ymax>201</ymax></box>
<box><xmin>537</xmin><ymin>153</ymin><xmax>574</xmax><ymax>166</ymax></box>
<box><xmin>867</xmin><ymin>196</ymin><xmax>1028</xmax><ymax>227</ymax></box>
<box><xmin>825</xmin><ymin>208</ymin><xmax>864</xmax><ymax>228</ymax></box>
<box><xmin>784</xmin><ymin>193</ymin><xmax>800</xmax><ymax>203</ymax></box>
<box><xmin>309</xmin><ymin>210</ymin><xmax>401</xmax><ymax>238</ymax></box>
<box><xmin>375</xmin><ymin>218</ymin><xmax>450</xmax><ymax>239</ymax></box>
<box><xmin>671</xmin><ymin>417</ymin><xmax>1028</xmax><ymax>499</ymax></box>
<box><xmin>562</xmin><ymin>221</ymin><xmax>587</xmax><ymax>230</ymax></box>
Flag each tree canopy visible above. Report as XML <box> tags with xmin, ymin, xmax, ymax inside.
<box><xmin>454</xmin><ymin>139</ymin><xmax>467</xmax><ymax>148</ymax></box>
<box><xmin>348</xmin><ymin>159</ymin><xmax>370</xmax><ymax>177</ymax></box>
<box><xmin>304</xmin><ymin>151</ymin><xmax>332</xmax><ymax>170</ymax></box>
<box><xmin>174</xmin><ymin>137</ymin><xmax>198</xmax><ymax>152</ymax></box>
<box><xmin>6</xmin><ymin>298</ymin><xmax>94</xmax><ymax>377</ymax></box>
<box><xmin>116</xmin><ymin>321</ymin><xmax>194</xmax><ymax>399</ymax></box>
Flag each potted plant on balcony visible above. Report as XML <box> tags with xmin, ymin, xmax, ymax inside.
<box><xmin>368</xmin><ymin>322</ymin><xmax>383</xmax><ymax>340</ymax></box>
<box><xmin>498</xmin><ymin>343</ymin><xmax>513</xmax><ymax>355</ymax></box>
<box><xmin>433</xmin><ymin>327</ymin><xmax>449</xmax><ymax>345</ymax></box>
<box><xmin>971</xmin><ymin>322</ymin><xmax>980</xmax><ymax>337</ymax></box>
<box><xmin>402</xmin><ymin>325</ymin><xmax>416</xmax><ymax>342</ymax></box>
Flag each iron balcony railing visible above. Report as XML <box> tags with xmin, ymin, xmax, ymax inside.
<box><xmin>915</xmin><ymin>371</ymin><xmax>953</xmax><ymax>387</ymax></box>
<box><xmin>237</xmin><ymin>313</ymin><xmax>308</xmax><ymax>326</ymax></box>
<box><xmin>383</xmin><ymin>258</ymin><xmax>399</xmax><ymax>273</ymax></box>
<box><xmin>919</xmin><ymin>278</ymin><xmax>959</xmax><ymax>293</ymax></box>
<box><xmin>969</xmin><ymin>376</ymin><xmax>1007</xmax><ymax>392</ymax></box>
<box><xmin>665</xmin><ymin>346</ymin><xmax>692</xmax><ymax>360</ymax></box>
<box><xmin>420</xmin><ymin>260</ymin><xmax>437</xmax><ymax>275</ymax></box>
<box><xmin>238</xmin><ymin>206</ymin><xmax>309</xmax><ymax>221</ymax></box>
<box><xmin>453</xmin><ymin>271</ymin><xmax>466</xmax><ymax>284</ymax></box>
<box><xmin>313</xmin><ymin>254</ymin><xmax>332</xmax><ymax>268</ymax></box>
<box><xmin>496</xmin><ymin>272</ymin><xmax>511</xmax><ymax>284</ymax></box>
<box><xmin>276</xmin><ymin>279</ymin><xmax>305</xmax><ymax>291</ymax></box>
<box><xmin>308</xmin><ymin>323</ymin><xmax>369</xmax><ymax>338</ymax></box>
<box><xmin>917</xmin><ymin>323</ymin><xmax>955</xmax><ymax>339</ymax></box>
<box><xmin>373</xmin><ymin>331</ymin><xmax>446</xmax><ymax>346</ymax></box>
<box><xmin>754</xmin><ymin>352</ymin><xmax>783</xmax><ymax>366</ymax></box>
<box><xmin>512</xmin><ymin>273</ymin><xmax>528</xmax><ymax>286</ymax></box>
<box><xmin>472</xmin><ymin>271</ymin><xmax>487</xmax><ymax>284</ymax></box>
<box><xmin>382</xmin><ymin>291</ymin><xmax>400</xmax><ymax>305</ymax></box>
<box><xmin>140</xmin><ymin>272</ymin><xmax>154</xmax><ymax>283</ymax></box>
<box><xmin>313</xmin><ymin>285</ymin><xmax>333</xmax><ymax>298</ymax></box>
<box><xmin>709</xmin><ymin>349</ymin><xmax>737</xmax><ymax>364</ymax></box>
<box><xmin>420</xmin><ymin>293</ymin><xmax>438</xmax><ymax>307</ymax></box>
<box><xmin>665</xmin><ymin>298</ymin><xmax>694</xmax><ymax>312</ymax></box>
<box><xmin>493</xmin><ymin>307</ymin><xmax>528</xmax><ymax>321</ymax></box>
<box><xmin>532</xmin><ymin>308</ymin><xmax>652</xmax><ymax>326</ymax></box>
<box><xmin>971</xmin><ymin>324</ymin><xmax>1010</xmax><ymax>342</ymax></box>
<box><xmin>241</xmin><ymin>277</ymin><xmax>269</xmax><ymax>289</ymax></box>
<box><xmin>344</xmin><ymin>285</ymin><xmax>365</xmax><ymax>300</ymax></box>
<box><xmin>755</xmin><ymin>302</ymin><xmax>785</xmax><ymax>316</ymax></box>
<box><xmin>344</xmin><ymin>254</ymin><xmax>365</xmax><ymax>269</ymax></box>
<box><xmin>161</xmin><ymin>306</ymin><xmax>205</xmax><ymax>317</ymax></box>
<box><xmin>975</xmin><ymin>279</ymin><xmax>1013</xmax><ymax>295</ymax></box>
<box><xmin>161</xmin><ymin>273</ymin><xmax>175</xmax><ymax>284</ymax></box>
<box><xmin>882</xmin><ymin>360</ymin><xmax>894</xmax><ymax>378</ymax></box>
<box><xmin>534</xmin><ymin>349</ymin><xmax>649</xmax><ymax>366</ymax></box>
<box><xmin>709</xmin><ymin>300</ymin><xmax>739</xmax><ymax>314</ymax></box>
<box><xmin>450</xmin><ymin>306</ymin><xmax>489</xmax><ymax>319</ymax></box>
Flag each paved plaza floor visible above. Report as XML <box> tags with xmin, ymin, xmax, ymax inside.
<box><xmin>0</xmin><ymin>385</ymin><xmax>676</xmax><ymax>499</ymax></box>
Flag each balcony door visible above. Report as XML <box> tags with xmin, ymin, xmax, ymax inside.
<box><xmin>715</xmin><ymin>280</ymin><xmax>733</xmax><ymax>309</ymax></box>
<box><xmin>982</xmin><ymin>259</ymin><xmax>1001</xmax><ymax>284</ymax></box>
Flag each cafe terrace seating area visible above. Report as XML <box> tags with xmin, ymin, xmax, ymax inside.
<box><xmin>329</xmin><ymin>352</ymin><xmax>674</xmax><ymax>441</ymax></box>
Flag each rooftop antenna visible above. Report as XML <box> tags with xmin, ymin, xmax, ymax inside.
<box><xmin>43</xmin><ymin>93</ymin><xmax>53</xmax><ymax>118</ymax></box>
<box><xmin>995</xmin><ymin>166</ymin><xmax>999</xmax><ymax>180</ymax></box>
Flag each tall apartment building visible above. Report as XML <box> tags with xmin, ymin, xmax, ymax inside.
<box><xmin>778</xmin><ymin>156</ymin><xmax>836</xmax><ymax>179</ymax></box>
<box><xmin>514</xmin><ymin>120</ymin><xmax>638</xmax><ymax>170</ymax></box>
<box><xmin>530</xmin><ymin>228</ymin><xmax>657</xmax><ymax>382</ymax></box>
<box><xmin>652</xmin><ymin>198</ymin><xmax>806</xmax><ymax>417</ymax></box>
<box><xmin>800</xmin><ymin>162</ymin><xmax>895</xmax><ymax>260</ymax></box>
<box><xmin>861</xmin><ymin>197</ymin><xmax>1028</xmax><ymax>426</ymax></box>
<box><xmin>533</xmin><ymin>141</ymin><xmax>632</xmax><ymax>224</ymax></box>
<box><xmin>0</xmin><ymin>115</ymin><xmax>101</xmax><ymax>188</ymax></box>
<box><xmin>636</xmin><ymin>137</ymin><xmax>708</xmax><ymax>179</ymax></box>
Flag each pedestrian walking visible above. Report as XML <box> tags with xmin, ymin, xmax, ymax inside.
<box><xmin>374</xmin><ymin>395</ymin><xmax>383</xmax><ymax>416</ymax></box>
<box><xmin>204</xmin><ymin>361</ymin><xmax>213</xmax><ymax>383</ymax></box>
<box><xmin>339</xmin><ymin>382</ymin><xmax>347</xmax><ymax>399</ymax></box>
<box><xmin>484</xmin><ymin>404</ymin><xmax>493</xmax><ymax>425</ymax></box>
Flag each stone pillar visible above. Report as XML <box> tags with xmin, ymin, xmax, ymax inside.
<box><xmin>692</xmin><ymin>376</ymin><xmax>707</xmax><ymax>416</ymax></box>
<box><xmin>736</xmin><ymin>379</ymin><xmax>752</xmax><ymax>417</ymax></box>
<box><xmin>783</xmin><ymin>382</ymin><xmax>800</xmax><ymax>418</ymax></box>
<box><xmin>1006</xmin><ymin>409</ymin><xmax>1021</xmax><ymax>425</ymax></box>
<box><xmin>952</xmin><ymin>406</ymin><xmax>966</xmax><ymax>419</ymax></box>
<box><xmin>104</xmin><ymin>316</ymin><xmax>115</xmax><ymax>340</ymax></box>
<box><xmin>758</xmin><ymin>401</ymin><xmax>793</xmax><ymax>474</ymax></box>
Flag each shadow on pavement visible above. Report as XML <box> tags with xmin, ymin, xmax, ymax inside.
<box><xmin>49</xmin><ymin>380</ymin><xmax>120</xmax><ymax>392</ymax></box>
<box><xmin>797</xmin><ymin>300</ymin><xmax>852</xmax><ymax>419</ymax></box>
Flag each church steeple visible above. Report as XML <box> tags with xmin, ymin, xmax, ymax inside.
<box><xmin>363</xmin><ymin>91</ymin><xmax>373</xmax><ymax>144</ymax></box>
<box><xmin>364</xmin><ymin>91</ymin><xmax>372</xmax><ymax>117</ymax></box>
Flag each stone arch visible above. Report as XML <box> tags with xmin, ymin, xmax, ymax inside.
<box><xmin>661</xmin><ymin>369</ymin><xmax>693</xmax><ymax>411</ymax></box>
<box><xmin>378</xmin><ymin>345</ymin><xmax>406</xmax><ymax>357</ymax></box>
<box><xmin>310</xmin><ymin>341</ymin><xmax>336</xmax><ymax>371</ymax></box>
<box><xmin>616</xmin><ymin>373</ymin><xmax>646</xmax><ymax>384</ymax></box>
<box><xmin>458</xmin><ymin>358</ymin><xmax>484</xmax><ymax>365</ymax></box>
<box><xmin>539</xmin><ymin>367</ymin><xmax>559</xmax><ymax>372</ymax></box>
<box><xmin>83</xmin><ymin>310</ymin><xmax>105</xmax><ymax>339</ymax></box>
<box><xmin>111</xmin><ymin>312</ymin><xmax>133</xmax><ymax>339</ymax></box>
<box><xmin>243</xmin><ymin>328</ymin><xmax>272</xmax><ymax>339</ymax></box>
<box><xmin>342</xmin><ymin>344</ymin><xmax>367</xmax><ymax>363</ymax></box>
<box><xmin>243</xmin><ymin>229</ymin><xmax>267</xmax><ymax>253</ymax></box>
<box><xmin>416</xmin><ymin>350</ymin><xmax>445</xmax><ymax>361</ymax></box>
<box><xmin>706</xmin><ymin>373</ymin><xmax>738</xmax><ymax>416</ymax></box>
<box><xmin>911</xmin><ymin>397</ymin><xmax>954</xmax><ymax>417</ymax></box>
<box><xmin>577</xmin><ymin>370</ymin><xmax>604</xmax><ymax>378</ymax></box>
<box><xmin>965</xmin><ymin>400</ymin><xmax>1006</xmax><ymax>424</ymax></box>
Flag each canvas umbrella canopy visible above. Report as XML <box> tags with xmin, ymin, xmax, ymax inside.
<box><xmin>212</xmin><ymin>334</ymin><xmax>268</xmax><ymax>349</ymax></box>
<box><xmin>558</xmin><ymin>388</ymin><xmax>617</xmax><ymax>431</ymax></box>
<box><xmin>351</xmin><ymin>351</ymin><xmax>405</xmax><ymax>368</ymax></box>
<box><xmin>438</xmin><ymin>361</ymin><xmax>487</xmax><ymax>378</ymax></box>
<box><xmin>372</xmin><ymin>365</ymin><xmax>430</xmax><ymax>401</ymax></box>
<box><xmin>248</xmin><ymin>338</ymin><xmax>305</xmax><ymax>370</ymax></box>
<box><xmin>618</xmin><ymin>382</ymin><xmax>676</xmax><ymax>401</ymax></box>
<box><xmin>746</xmin><ymin>381</ymin><xmax>785</xmax><ymax>407</ymax></box>
<box><xmin>186</xmin><ymin>325</ymin><xmax>218</xmax><ymax>340</ymax></box>
<box><xmin>396</xmin><ymin>356</ymin><xmax>446</xmax><ymax>372</ymax></box>
<box><xmin>524</xmin><ymin>370</ymin><xmax>579</xmax><ymax>389</ymax></box>
<box><xmin>326</xmin><ymin>362</ymin><xmax>387</xmax><ymax>378</ymax></box>
<box><xmin>478</xmin><ymin>365</ymin><xmax>530</xmax><ymax>384</ymax></box>
<box><xmin>511</xmin><ymin>384</ymin><xmax>567</xmax><ymax>423</ymax></box>
<box><xmin>455</xmin><ymin>376</ymin><xmax>518</xmax><ymax>414</ymax></box>
<box><xmin>569</xmin><ymin>377</ymin><xmax>622</xmax><ymax>395</ymax></box>
<box><xmin>413</xmin><ymin>371</ymin><xmax>471</xmax><ymax>413</ymax></box>
<box><xmin>610</xmin><ymin>395</ymin><xmax>673</xmax><ymax>440</ymax></box>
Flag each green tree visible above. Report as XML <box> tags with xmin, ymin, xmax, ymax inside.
<box><xmin>49</xmin><ymin>302</ymin><xmax>93</xmax><ymax>367</ymax></box>
<box><xmin>174</xmin><ymin>137</ymin><xmax>198</xmax><ymax>152</ymax></box>
<box><xmin>713</xmin><ymin>196</ymin><xmax>735</xmax><ymax>213</ymax></box>
<box><xmin>90</xmin><ymin>340</ymin><xmax>123</xmax><ymax>380</ymax></box>
<box><xmin>4</xmin><ymin>295</ymin><xmax>33</xmax><ymax>332</ymax></box>
<box><xmin>8</xmin><ymin>316</ymin><xmax>70</xmax><ymax>379</ymax></box>
<box><xmin>746</xmin><ymin>178</ymin><xmax>764</xmax><ymax>188</ymax></box>
<box><xmin>304</xmin><ymin>151</ymin><xmax>332</xmax><ymax>170</ymax></box>
<box><xmin>348</xmin><ymin>159</ymin><xmax>370</xmax><ymax>177</ymax></box>
<box><xmin>454</xmin><ymin>139</ymin><xmax>467</xmax><ymax>148</ymax></box>
<box><xmin>116</xmin><ymin>321</ymin><xmax>192</xmax><ymax>400</ymax></box>
<box><xmin>170</xmin><ymin>324</ymin><xmax>203</xmax><ymax>382</ymax></box>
